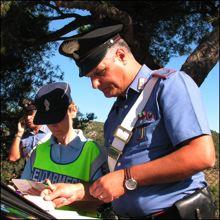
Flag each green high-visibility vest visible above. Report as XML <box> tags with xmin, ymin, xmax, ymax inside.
<box><xmin>33</xmin><ymin>139</ymin><xmax>100</xmax><ymax>182</ymax></box>
<box><xmin>33</xmin><ymin>139</ymin><xmax>101</xmax><ymax>218</ymax></box>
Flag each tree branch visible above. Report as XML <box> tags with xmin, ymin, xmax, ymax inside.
<box><xmin>47</xmin><ymin>12</ymin><xmax>82</xmax><ymax>21</ymax></box>
<box><xmin>55</xmin><ymin>0</ymin><xmax>134</xmax><ymax>46</ymax></box>
<box><xmin>53</xmin><ymin>37</ymin><xmax>73</xmax><ymax>41</ymax></box>
<box><xmin>181</xmin><ymin>25</ymin><xmax>219</xmax><ymax>86</ymax></box>
<box><xmin>30</xmin><ymin>15</ymin><xmax>93</xmax><ymax>46</ymax></box>
<box><xmin>41</xmin><ymin>1</ymin><xmax>65</xmax><ymax>15</ymax></box>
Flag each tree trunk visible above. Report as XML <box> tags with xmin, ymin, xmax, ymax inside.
<box><xmin>181</xmin><ymin>25</ymin><xmax>219</xmax><ymax>86</ymax></box>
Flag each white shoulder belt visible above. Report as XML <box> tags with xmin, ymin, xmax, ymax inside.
<box><xmin>107</xmin><ymin>75</ymin><xmax>160</xmax><ymax>172</ymax></box>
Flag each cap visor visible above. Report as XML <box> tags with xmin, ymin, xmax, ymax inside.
<box><xmin>33</xmin><ymin>109</ymin><xmax>67</xmax><ymax>125</ymax></box>
<box><xmin>79</xmin><ymin>48</ymin><xmax>107</xmax><ymax>77</ymax></box>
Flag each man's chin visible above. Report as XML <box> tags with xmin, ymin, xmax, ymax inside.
<box><xmin>102</xmin><ymin>89</ymin><xmax>118</xmax><ymax>98</ymax></box>
<box><xmin>103</xmin><ymin>91</ymin><xmax>114</xmax><ymax>98</ymax></box>
<box><xmin>104</xmin><ymin>93</ymin><xmax>111</xmax><ymax>98</ymax></box>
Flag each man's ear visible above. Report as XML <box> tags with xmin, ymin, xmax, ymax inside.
<box><xmin>68</xmin><ymin>104</ymin><xmax>77</xmax><ymax>119</ymax></box>
<box><xmin>115</xmin><ymin>48</ymin><xmax>126</xmax><ymax>63</ymax></box>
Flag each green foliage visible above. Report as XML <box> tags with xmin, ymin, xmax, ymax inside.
<box><xmin>1</xmin><ymin>158</ymin><xmax>25</xmax><ymax>185</ymax></box>
<box><xmin>0</xmin><ymin>1</ymin><xmax>13</xmax><ymax>16</ymax></box>
<box><xmin>84</xmin><ymin>121</ymin><xmax>105</xmax><ymax>147</ymax></box>
<box><xmin>78</xmin><ymin>24</ymin><xmax>92</xmax><ymax>33</ymax></box>
<box><xmin>73</xmin><ymin>112</ymin><xmax>97</xmax><ymax>130</ymax></box>
<box><xmin>1</xmin><ymin>1</ymin><xmax>64</xmax><ymax>152</ymax></box>
<box><xmin>109</xmin><ymin>1</ymin><xmax>218</xmax><ymax>65</ymax></box>
<box><xmin>211</xmin><ymin>130</ymin><xmax>219</xmax><ymax>163</ymax></box>
<box><xmin>210</xmin><ymin>184</ymin><xmax>219</xmax><ymax>218</ymax></box>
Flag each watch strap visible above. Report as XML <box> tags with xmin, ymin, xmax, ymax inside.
<box><xmin>125</xmin><ymin>167</ymin><xmax>131</xmax><ymax>181</ymax></box>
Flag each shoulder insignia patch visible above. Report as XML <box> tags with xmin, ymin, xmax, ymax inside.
<box><xmin>152</xmin><ymin>68</ymin><xmax>176</xmax><ymax>79</ymax></box>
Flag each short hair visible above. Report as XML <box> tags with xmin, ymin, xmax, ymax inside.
<box><xmin>21</xmin><ymin>99</ymin><xmax>36</xmax><ymax>114</ymax></box>
<box><xmin>104</xmin><ymin>38</ymin><xmax>131</xmax><ymax>59</ymax></box>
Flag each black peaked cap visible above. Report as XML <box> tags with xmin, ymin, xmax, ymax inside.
<box><xmin>34</xmin><ymin>82</ymin><xmax>72</xmax><ymax>125</ymax></box>
<box><xmin>59</xmin><ymin>24</ymin><xmax>123</xmax><ymax>77</ymax></box>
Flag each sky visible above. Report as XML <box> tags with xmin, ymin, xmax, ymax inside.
<box><xmin>49</xmin><ymin>16</ymin><xmax>219</xmax><ymax>133</ymax></box>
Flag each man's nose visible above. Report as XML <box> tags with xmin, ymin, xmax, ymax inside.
<box><xmin>27</xmin><ymin>115</ymin><xmax>33</xmax><ymax>120</ymax></box>
<box><xmin>91</xmin><ymin>77</ymin><xmax>100</xmax><ymax>89</ymax></box>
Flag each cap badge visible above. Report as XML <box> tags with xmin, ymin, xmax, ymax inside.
<box><xmin>62</xmin><ymin>40</ymin><xmax>80</xmax><ymax>57</ymax></box>
<box><xmin>44</xmin><ymin>99</ymin><xmax>50</xmax><ymax>111</ymax></box>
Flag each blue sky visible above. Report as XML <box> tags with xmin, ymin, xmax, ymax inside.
<box><xmin>49</xmin><ymin>18</ymin><xmax>219</xmax><ymax>132</ymax></box>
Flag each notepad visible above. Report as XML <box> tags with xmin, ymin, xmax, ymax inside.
<box><xmin>12</xmin><ymin>179</ymin><xmax>46</xmax><ymax>195</ymax></box>
<box><xmin>24</xmin><ymin>195</ymin><xmax>95</xmax><ymax>219</ymax></box>
<box><xmin>11</xmin><ymin>179</ymin><xmax>97</xmax><ymax>219</ymax></box>
<box><xmin>24</xmin><ymin>195</ymin><xmax>55</xmax><ymax>211</ymax></box>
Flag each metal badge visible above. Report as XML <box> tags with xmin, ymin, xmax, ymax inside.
<box><xmin>110</xmin><ymin>39</ymin><xmax>114</xmax><ymax>44</ymax></box>
<box><xmin>146</xmin><ymin>111</ymin><xmax>155</xmax><ymax>120</ymax></box>
<box><xmin>44</xmin><ymin>99</ymin><xmax>50</xmax><ymax>111</ymax></box>
<box><xmin>137</xmin><ymin>78</ymin><xmax>147</xmax><ymax>90</ymax></box>
<box><xmin>62</xmin><ymin>40</ymin><xmax>79</xmax><ymax>54</ymax></box>
<box><xmin>137</xmin><ymin>127</ymin><xmax>145</xmax><ymax>140</ymax></box>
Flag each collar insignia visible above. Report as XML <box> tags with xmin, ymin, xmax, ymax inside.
<box><xmin>137</xmin><ymin>78</ymin><xmax>147</xmax><ymax>90</ymax></box>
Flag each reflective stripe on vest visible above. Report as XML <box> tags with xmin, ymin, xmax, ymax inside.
<box><xmin>33</xmin><ymin>139</ymin><xmax>100</xmax><ymax>183</ymax></box>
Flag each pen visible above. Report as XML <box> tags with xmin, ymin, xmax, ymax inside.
<box><xmin>44</xmin><ymin>179</ymin><xmax>56</xmax><ymax>192</ymax></box>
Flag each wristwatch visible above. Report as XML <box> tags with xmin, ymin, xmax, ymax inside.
<box><xmin>124</xmin><ymin>167</ymin><xmax>137</xmax><ymax>190</ymax></box>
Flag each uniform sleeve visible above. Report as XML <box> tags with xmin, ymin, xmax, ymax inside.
<box><xmin>20</xmin><ymin>138</ymin><xmax>32</xmax><ymax>158</ymax></box>
<box><xmin>159</xmin><ymin>71</ymin><xmax>211</xmax><ymax>146</ymax></box>
<box><xmin>20</xmin><ymin>151</ymin><xmax>36</xmax><ymax>179</ymax></box>
<box><xmin>90</xmin><ymin>142</ymin><xmax>108</xmax><ymax>181</ymax></box>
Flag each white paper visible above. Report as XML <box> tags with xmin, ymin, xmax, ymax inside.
<box><xmin>24</xmin><ymin>195</ymin><xmax>55</xmax><ymax>211</ymax></box>
<box><xmin>11</xmin><ymin>179</ymin><xmax>98</xmax><ymax>219</ymax></box>
<box><xmin>48</xmin><ymin>210</ymin><xmax>97</xmax><ymax>219</ymax></box>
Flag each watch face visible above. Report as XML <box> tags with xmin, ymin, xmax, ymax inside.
<box><xmin>125</xmin><ymin>178</ymin><xmax>137</xmax><ymax>190</ymax></box>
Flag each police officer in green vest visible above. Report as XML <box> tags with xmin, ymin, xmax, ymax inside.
<box><xmin>21</xmin><ymin>82</ymin><xmax>107</xmax><ymax>217</ymax></box>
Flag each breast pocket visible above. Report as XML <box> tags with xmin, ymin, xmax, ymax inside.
<box><xmin>131</xmin><ymin>118</ymin><xmax>157</xmax><ymax>145</ymax></box>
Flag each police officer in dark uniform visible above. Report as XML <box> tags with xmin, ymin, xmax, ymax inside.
<box><xmin>41</xmin><ymin>24</ymin><xmax>217</xmax><ymax>219</ymax></box>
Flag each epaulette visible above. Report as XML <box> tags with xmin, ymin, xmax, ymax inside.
<box><xmin>152</xmin><ymin>68</ymin><xmax>176</xmax><ymax>79</ymax></box>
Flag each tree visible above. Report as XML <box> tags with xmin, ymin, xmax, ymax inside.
<box><xmin>0</xmin><ymin>2</ymin><xmax>98</xmax><ymax>157</ymax></box>
<box><xmin>1</xmin><ymin>1</ymin><xmax>64</xmax><ymax>139</ymax></box>
<box><xmin>26</xmin><ymin>0</ymin><xmax>219</xmax><ymax>86</ymax></box>
<box><xmin>73</xmin><ymin>112</ymin><xmax>97</xmax><ymax>130</ymax></box>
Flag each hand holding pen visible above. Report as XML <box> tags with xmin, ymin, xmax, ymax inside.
<box><xmin>40</xmin><ymin>182</ymin><xmax>85</xmax><ymax>208</ymax></box>
<box><xmin>44</xmin><ymin>179</ymin><xmax>56</xmax><ymax>192</ymax></box>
